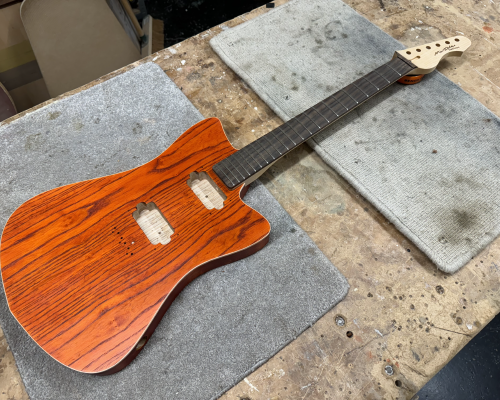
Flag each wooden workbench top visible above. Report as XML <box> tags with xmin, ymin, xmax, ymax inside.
<box><xmin>1</xmin><ymin>0</ymin><xmax>499</xmax><ymax>399</ymax></box>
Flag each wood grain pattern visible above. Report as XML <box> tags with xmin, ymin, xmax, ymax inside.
<box><xmin>0</xmin><ymin>118</ymin><xmax>270</xmax><ymax>374</ymax></box>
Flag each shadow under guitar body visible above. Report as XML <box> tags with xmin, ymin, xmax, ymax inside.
<box><xmin>0</xmin><ymin>118</ymin><xmax>270</xmax><ymax>374</ymax></box>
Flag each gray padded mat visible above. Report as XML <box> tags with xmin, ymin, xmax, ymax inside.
<box><xmin>0</xmin><ymin>62</ymin><xmax>348</xmax><ymax>400</ymax></box>
<box><xmin>210</xmin><ymin>0</ymin><xmax>500</xmax><ymax>274</ymax></box>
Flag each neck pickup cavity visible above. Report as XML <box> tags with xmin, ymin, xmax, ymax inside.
<box><xmin>187</xmin><ymin>171</ymin><xmax>227</xmax><ymax>210</ymax></box>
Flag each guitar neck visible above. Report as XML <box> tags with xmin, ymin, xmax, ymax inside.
<box><xmin>213</xmin><ymin>54</ymin><xmax>416</xmax><ymax>189</ymax></box>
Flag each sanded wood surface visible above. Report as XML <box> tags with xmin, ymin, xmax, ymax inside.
<box><xmin>0</xmin><ymin>118</ymin><xmax>269</xmax><ymax>374</ymax></box>
<box><xmin>1</xmin><ymin>0</ymin><xmax>500</xmax><ymax>398</ymax></box>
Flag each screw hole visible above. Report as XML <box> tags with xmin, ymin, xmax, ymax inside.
<box><xmin>121</xmin><ymin>237</ymin><xmax>123</xmax><ymax>239</ymax></box>
<box><xmin>335</xmin><ymin>315</ymin><xmax>346</xmax><ymax>327</ymax></box>
<box><xmin>416</xmin><ymin>48</ymin><xmax>421</xmax><ymax>52</ymax></box>
<box><xmin>346</xmin><ymin>331</ymin><xmax>353</xmax><ymax>338</ymax></box>
<box><xmin>406</xmin><ymin>51</ymin><xmax>411</xmax><ymax>54</ymax></box>
<box><xmin>395</xmin><ymin>380</ymin><xmax>402</xmax><ymax>387</ymax></box>
<box><xmin>445</xmin><ymin>41</ymin><xmax>450</xmax><ymax>44</ymax></box>
<box><xmin>455</xmin><ymin>38</ymin><xmax>460</xmax><ymax>41</ymax></box>
<box><xmin>131</xmin><ymin>253</ymin><xmax>134</xmax><ymax>255</ymax></box>
<box><xmin>416</xmin><ymin>56</ymin><xmax>421</xmax><ymax>59</ymax></box>
<box><xmin>436</xmin><ymin>43</ymin><xmax>441</xmax><ymax>47</ymax></box>
<box><xmin>426</xmin><ymin>45</ymin><xmax>431</xmax><ymax>49</ymax></box>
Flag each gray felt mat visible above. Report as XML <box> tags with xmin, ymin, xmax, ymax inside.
<box><xmin>210</xmin><ymin>0</ymin><xmax>500</xmax><ymax>274</ymax></box>
<box><xmin>0</xmin><ymin>62</ymin><xmax>348</xmax><ymax>399</ymax></box>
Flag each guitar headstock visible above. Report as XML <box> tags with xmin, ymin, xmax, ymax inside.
<box><xmin>395</xmin><ymin>36</ymin><xmax>471</xmax><ymax>75</ymax></box>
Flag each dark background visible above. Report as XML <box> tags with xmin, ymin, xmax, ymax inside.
<box><xmin>144</xmin><ymin>0</ymin><xmax>272</xmax><ymax>47</ymax></box>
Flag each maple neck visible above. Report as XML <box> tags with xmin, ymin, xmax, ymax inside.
<box><xmin>213</xmin><ymin>55</ymin><xmax>416</xmax><ymax>189</ymax></box>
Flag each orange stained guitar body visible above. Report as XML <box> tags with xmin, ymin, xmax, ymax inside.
<box><xmin>0</xmin><ymin>118</ymin><xmax>270</xmax><ymax>374</ymax></box>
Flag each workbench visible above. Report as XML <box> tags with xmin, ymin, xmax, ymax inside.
<box><xmin>1</xmin><ymin>0</ymin><xmax>499</xmax><ymax>398</ymax></box>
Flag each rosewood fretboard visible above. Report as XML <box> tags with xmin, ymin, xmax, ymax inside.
<box><xmin>213</xmin><ymin>55</ymin><xmax>416</xmax><ymax>189</ymax></box>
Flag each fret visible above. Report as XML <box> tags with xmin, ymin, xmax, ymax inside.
<box><xmin>323</xmin><ymin>96</ymin><xmax>349</xmax><ymax>117</ymax></box>
<box><xmin>315</xmin><ymin>101</ymin><xmax>337</xmax><ymax>121</ymax></box>
<box><xmin>232</xmin><ymin>153</ymin><xmax>254</xmax><ymax>177</ymax></box>
<box><xmin>354</xmin><ymin>77</ymin><xmax>378</xmax><ymax>97</ymax></box>
<box><xmin>274</xmin><ymin>131</ymin><xmax>292</xmax><ymax>152</ymax></box>
<box><xmin>377</xmin><ymin>64</ymin><xmax>398</xmax><ymax>82</ymax></box>
<box><xmin>257</xmin><ymin>134</ymin><xmax>281</xmax><ymax>159</ymax></box>
<box><xmin>213</xmin><ymin>56</ymin><xmax>417</xmax><ymax>189</ymax></box>
<box><xmin>241</xmin><ymin>143</ymin><xmax>263</xmax><ymax>172</ymax></box>
<box><xmin>365</xmin><ymin>70</ymin><xmax>389</xmax><ymax>90</ymax></box>
<box><xmin>233</xmin><ymin>148</ymin><xmax>253</xmax><ymax>173</ymax></box>
<box><xmin>341</xmin><ymin>88</ymin><xmax>359</xmax><ymax>106</ymax></box>
<box><xmin>385</xmin><ymin>62</ymin><xmax>402</xmax><ymax>77</ymax></box>
<box><xmin>311</xmin><ymin>104</ymin><xmax>331</xmax><ymax>124</ymax></box>
<box><xmin>391</xmin><ymin>57</ymin><xmax>411</xmax><ymax>75</ymax></box>
<box><xmin>361</xmin><ymin>75</ymin><xmax>379</xmax><ymax>91</ymax></box>
<box><xmin>221</xmin><ymin>161</ymin><xmax>240</xmax><ymax>183</ymax></box>
<box><xmin>253</xmin><ymin>137</ymin><xmax>275</xmax><ymax>164</ymax></box>
<box><xmin>352</xmin><ymin>81</ymin><xmax>369</xmax><ymax>98</ymax></box>
<box><xmin>250</xmin><ymin>143</ymin><xmax>269</xmax><ymax>168</ymax></box>
<box><xmin>381</xmin><ymin>65</ymin><xmax>400</xmax><ymax>81</ymax></box>
<box><xmin>275</xmin><ymin>125</ymin><xmax>297</xmax><ymax>148</ymax></box>
<box><xmin>261</xmin><ymin>133</ymin><xmax>283</xmax><ymax>156</ymax></box>
<box><xmin>372</xmin><ymin>68</ymin><xmax>391</xmax><ymax>84</ymax></box>
<box><xmin>295</xmin><ymin>113</ymin><xmax>317</xmax><ymax>136</ymax></box>
<box><xmin>327</xmin><ymin>94</ymin><xmax>349</xmax><ymax>112</ymax></box>
<box><xmin>320</xmin><ymin>100</ymin><xmax>339</xmax><ymax>118</ymax></box>
<box><xmin>237</xmin><ymin>147</ymin><xmax>259</xmax><ymax>172</ymax></box>
<box><xmin>344</xmin><ymin>84</ymin><xmax>366</xmax><ymax>104</ymax></box>
<box><xmin>250</xmin><ymin>141</ymin><xmax>271</xmax><ymax>166</ymax></box>
<box><xmin>333</xmin><ymin>90</ymin><xmax>357</xmax><ymax>110</ymax></box>
<box><xmin>267</xmin><ymin>130</ymin><xmax>289</xmax><ymax>154</ymax></box>
<box><xmin>287</xmin><ymin>118</ymin><xmax>308</xmax><ymax>141</ymax></box>
<box><xmin>302</xmin><ymin>109</ymin><xmax>323</xmax><ymax>130</ymax></box>
<box><xmin>278</xmin><ymin>124</ymin><xmax>298</xmax><ymax>145</ymax></box>
<box><xmin>226</xmin><ymin>156</ymin><xmax>250</xmax><ymax>180</ymax></box>
<box><xmin>214</xmin><ymin>162</ymin><xmax>238</xmax><ymax>186</ymax></box>
<box><xmin>255</xmin><ymin>135</ymin><xmax>279</xmax><ymax>163</ymax></box>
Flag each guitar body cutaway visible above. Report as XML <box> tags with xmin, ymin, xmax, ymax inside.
<box><xmin>0</xmin><ymin>118</ymin><xmax>270</xmax><ymax>374</ymax></box>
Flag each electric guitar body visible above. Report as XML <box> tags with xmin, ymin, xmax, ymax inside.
<box><xmin>0</xmin><ymin>118</ymin><xmax>270</xmax><ymax>374</ymax></box>
<box><xmin>0</xmin><ymin>36</ymin><xmax>471</xmax><ymax>375</ymax></box>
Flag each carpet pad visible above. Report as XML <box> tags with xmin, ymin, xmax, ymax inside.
<box><xmin>0</xmin><ymin>62</ymin><xmax>348</xmax><ymax>400</ymax></box>
<box><xmin>210</xmin><ymin>0</ymin><xmax>500</xmax><ymax>274</ymax></box>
